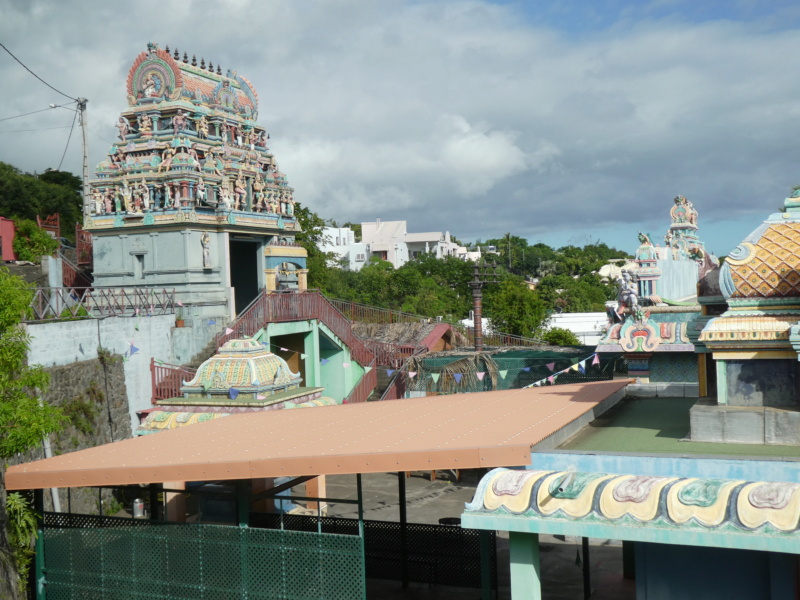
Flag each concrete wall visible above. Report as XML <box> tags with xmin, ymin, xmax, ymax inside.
<box><xmin>25</xmin><ymin>315</ymin><xmax>183</xmax><ymax>431</ymax></box>
<box><xmin>655</xmin><ymin>258</ymin><xmax>698</xmax><ymax>301</ymax></box>
<box><xmin>726</xmin><ymin>359</ymin><xmax>799</xmax><ymax>408</ymax></box>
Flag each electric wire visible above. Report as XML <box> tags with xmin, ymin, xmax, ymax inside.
<box><xmin>0</xmin><ymin>125</ymin><xmax>73</xmax><ymax>134</ymax></box>
<box><xmin>0</xmin><ymin>42</ymin><xmax>77</xmax><ymax>101</ymax></box>
<box><xmin>0</xmin><ymin>102</ymin><xmax>75</xmax><ymax>122</ymax></box>
<box><xmin>57</xmin><ymin>109</ymin><xmax>78</xmax><ymax>170</ymax></box>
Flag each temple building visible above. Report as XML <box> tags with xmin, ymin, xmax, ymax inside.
<box><xmin>87</xmin><ymin>43</ymin><xmax>307</xmax><ymax>328</ymax></box>
<box><xmin>695</xmin><ymin>189</ymin><xmax>800</xmax><ymax>444</ymax></box>
<box><xmin>597</xmin><ymin>196</ymin><xmax>721</xmax><ymax>395</ymax></box>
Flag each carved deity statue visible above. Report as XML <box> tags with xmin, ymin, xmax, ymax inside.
<box><xmin>137</xmin><ymin>114</ymin><xmax>152</xmax><ymax>136</ymax></box>
<box><xmin>158</xmin><ymin>148</ymin><xmax>175</xmax><ymax>173</ymax></box>
<box><xmin>92</xmin><ymin>189</ymin><xmax>104</xmax><ymax>214</ymax></box>
<box><xmin>116</xmin><ymin>117</ymin><xmax>129</xmax><ymax>141</ymax></box>
<box><xmin>162</xmin><ymin>182</ymin><xmax>173</xmax><ymax>209</ymax></box>
<box><xmin>252</xmin><ymin>174</ymin><xmax>265</xmax><ymax>211</ymax></box>
<box><xmin>172</xmin><ymin>109</ymin><xmax>189</xmax><ymax>134</ymax></box>
<box><xmin>637</xmin><ymin>231</ymin><xmax>652</xmax><ymax>246</ymax></box>
<box><xmin>139</xmin><ymin>179</ymin><xmax>150</xmax><ymax>211</ymax></box>
<box><xmin>104</xmin><ymin>188</ymin><xmax>114</xmax><ymax>213</ymax></box>
<box><xmin>196</xmin><ymin>177</ymin><xmax>207</xmax><ymax>205</ymax></box>
<box><xmin>201</xmin><ymin>232</ymin><xmax>211</xmax><ymax>268</ymax></box>
<box><xmin>613</xmin><ymin>270</ymin><xmax>639</xmax><ymax>323</ymax></box>
<box><xmin>121</xmin><ymin>180</ymin><xmax>134</xmax><ymax>213</ymax></box>
<box><xmin>195</xmin><ymin>114</ymin><xmax>209</xmax><ymax>139</ymax></box>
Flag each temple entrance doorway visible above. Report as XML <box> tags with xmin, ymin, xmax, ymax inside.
<box><xmin>229</xmin><ymin>238</ymin><xmax>260</xmax><ymax>314</ymax></box>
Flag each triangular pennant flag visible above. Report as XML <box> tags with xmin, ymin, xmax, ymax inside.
<box><xmin>453</xmin><ymin>373</ymin><xmax>463</xmax><ymax>383</ymax></box>
<box><xmin>225</xmin><ymin>327</ymin><xmax>234</xmax><ymax>334</ymax></box>
<box><xmin>522</xmin><ymin>367</ymin><xmax>531</xmax><ymax>372</ymax></box>
<box><xmin>534</xmin><ymin>381</ymin><xmax>541</xmax><ymax>386</ymax></box>
<box><xmin>546</xmin><ymin>362</ymin><xmax>555</xmax><ymax>371</ymax></box>
<box><xmin>578</xmin><ymin>363</ymin><xmax>585</xmax><ymax>374</ymax></box>
<box><xmin>208</xmin><ymin>319</ymin><xmax>216</xmax><ymax>325</ymax></box>
<box><xmin>431</xmin><ymin>373</ymin><xmax>440</xmax><ymax>383</ymax></box>
<box><xmin>592</xmin><ymin>354</ymin><xmax>600</xmax><ymax>365</ymax></box>
<box><xmin>300</xmin><ymin>354</ymin><xmax>306</xmax><ymax>360</ymax></box>
<box><xmin>177</xmin><ymin>301</ymin><xmax>184</xmax><ymax>307</ymax></box>
<box><xmin>342</xmin><ymin>362</ymin><xmax>351</xmax><ymax>368</ymax></box>
<box><xmin>321</xmin><ymin>358</ymin><xmax>329</xmax><ymax>365</ymax></box>
<box><xmin>135</xmin><ymin>308</ymin><xmax>139</xmax><ymax>315</ymax></box>
<box><xmin>499</xmin><ymin>370</ymin><xmax>508</xmax><ymax>379</ymax></box>
<box><xmin>408</xmin><ymin>371</ymin><xmax>417</xmax><ymax>379</ymax></box>
<box><xmin>548</xmin><ymin>376</ymin><xmax>555</xmax><ymax>384</ymax></box>
<box><xmin>476</xmin><ymin>372</ymin><xmax>485</xmax><ymax>381</ymax></box>
<box><xmin>568</xmin><ymin>364</ymin><xmax>577</xmax><ymax>372</ymax></box>
<box><xmin>280</xmin><ymin>347</ymin><xmax>289</xmax><ymax>352</ymax></box>
<box><xmin>386</xmin><ymin>369</ymin><xmax>395</xmax><ymax>377</ymax></box>
<box><xmin>229</xmin><ymin>388</ymin><xmax>239</xmax><ymax>399</ymax></box>
<box><xmin>129</xmin><ymin>345</ymin><xmax>139</xmax><ymax>356</ymax></box>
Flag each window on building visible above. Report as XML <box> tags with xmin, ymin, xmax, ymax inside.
<box><xmin>355</xmin><ymin>253</ymin><xmax>365</xmax><ymax>262</ymax></box>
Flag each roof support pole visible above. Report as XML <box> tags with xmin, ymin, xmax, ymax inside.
<box><xmin>398</xmin><ymin>472</ymin><xmax>409</xmax><ymax>590</ymax></box>
<box><xmin>582</xmin><ymin>537</ymin><xmax>591</xmax><ymax>600</ymax></box>
<box><xmin>34</xmin><ymin>488</ymin><xmax>46</xmax><ymax>600</ymax></box>
<box><xmin>356</xmin><ymin>474</ymin><xmax>367</xmax><ymax>600</ymax></box>
<box><xmin>479</xmin><ymin>530</ymin><xmax>493</xmax><ymax>600</ymax></box>
<box><xmin>509</xmin><ymin>531</ymin><xmax>541</xmax><ymax>600</ymax></box>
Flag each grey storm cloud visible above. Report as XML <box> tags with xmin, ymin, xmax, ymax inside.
<box><xmin>2</xmin><ymin>0</ymin><xmax>800</xmax><ymax>254</ymax></box>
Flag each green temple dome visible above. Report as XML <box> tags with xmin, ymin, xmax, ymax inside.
<box><xmin>181</xmin><ymin>338</ymin><xmax>301</xmax><ymax>396</ymax></box>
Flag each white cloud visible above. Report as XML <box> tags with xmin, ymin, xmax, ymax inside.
<box><xmin>1</xmin><ymin>0</ymin><xmax>800</xmax><ymax>253</ymax></box>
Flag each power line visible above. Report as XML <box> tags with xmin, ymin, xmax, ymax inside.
<box><xmin>0</xmin><ymin>125</ymin><xmax>73</xmax><ymax>134</ymax></box>
<box><xmin>0</xmin><ymin>102</ymin><xmax>74</xmax><ymax>122</ymax></box>
<box><xmin>0</xmin><ymin>42</ymin><xmax>76</xmax><ymax>101</ymax></box>
<box><xmin>57</xmin><ymin>109</ymin><xmax>78</xmax><ymax>170</ymax></box>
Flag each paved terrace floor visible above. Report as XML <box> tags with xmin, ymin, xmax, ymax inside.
<box><xmin>561</xmin><ymin>396</ymin><xmax>800</xmax><ymax>457</ymax></box>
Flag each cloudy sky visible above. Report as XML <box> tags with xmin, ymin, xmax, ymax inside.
<box><xmin>2</xmin><ymin>0</ymin><xmax>800</xmax><ymax>256</ymax></box>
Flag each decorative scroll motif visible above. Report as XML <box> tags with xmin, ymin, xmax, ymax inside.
<box><xmin>467</xmin><ymin>468</ymin><xmax>800</xmax><ymax>534</ymax></box>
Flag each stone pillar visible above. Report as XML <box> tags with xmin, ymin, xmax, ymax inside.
<box><xmin>181</xmin><ymin>181</ymin><xmax>189</xmax><ymax>205</ymax></box>
<box><xmin>264</xmin><ymin>268</ymin><xmax>279</xmax><ymax>291</ymax></box>
<box><xmin>297</xmin><ymin>268</ymin><xmax>309</xmax><ymax>291</ymax></box>
<box><xmin>698</xmin><ymin>353</ymin><xmax>707</xmax><ymax>397</ymax></box>
<box><xmin>509</xmin><ymin>531</ymin><xmax>542</xmax><ymax>600</ymax></box>
<box><xmin>716</xmin><ymin>360</ymin><xmax>728</xmax><ymax>405</ymax></box>
<box><xmin>164</xmin><ymin>481</ymin><xmax>186</xmax><ymax>522</ymax></box>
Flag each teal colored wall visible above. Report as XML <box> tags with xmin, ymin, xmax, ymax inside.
<box><xmin>649</xmin><ymin>353</ymin><xmax>698</xmax><ymax>383</ymax></box>
<box><xmin>635</xmin><ymin>542</ymin><xmax>794</xmax><ymax>600</ymax></box>
<box><xmin>257</xmin><ymin>320</ymin><xmax>364</xmax><ymax>401</ymax></box>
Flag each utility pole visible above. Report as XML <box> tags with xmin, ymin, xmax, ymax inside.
<box><xmin>77</xmin><ymin>97</ymin><xmax>90</xmax><ymax>225</ymax></box>
<box><xmin>469</xmin><ymin>261</ymin><xmax>500</xmax><ymax>353</ymax></box>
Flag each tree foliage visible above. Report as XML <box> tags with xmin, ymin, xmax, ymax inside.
<box><xmin>0</xmin><ymin>268</ymin><xmax>64</xmax><ymax>459</ymax></box>
<box><xmin>0</xmin><ymin>162</ymin><xmax>82</xmax><ymax>239</ymax></box>
<box><xmin>542</xmin><ymin>327</ymin><xmax>581</xmax><ymax>346</ymax></box>
<box><xmin>485</xmin><ymin>279</ymin><xmax>548</xmax><ymax>336</ymax></box>
<box><xmin>12</xmin><ymin>218</ymin><xmax>59</xmax><ymax>263</ymax></box>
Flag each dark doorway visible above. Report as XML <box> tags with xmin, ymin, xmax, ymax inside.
<box><xmin>229</xmin><ymin>239</ymin><xmax>260</xmax><ymax>314</ymax></box>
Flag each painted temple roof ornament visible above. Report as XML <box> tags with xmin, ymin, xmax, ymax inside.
<box><xmin>464</xmin><ymin>468</ymin><xmax>800</xmax><ymax>544</ymax></box>
<box><xmin>181</xmin><ymin>338</ymin><xmax>302</xmax><ymax>397</ymax></box>
<box><xmin>700</xmin><ymin>188</ymin><xmax>800</xmax><ymax>349</ymax></box>
<box><xmin>87</xmin><ymin>42</ymin><xmax>298</xmax><ymax>233</ymax></box>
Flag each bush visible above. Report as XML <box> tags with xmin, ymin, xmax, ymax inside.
<box><xmin>12</xmin><ymin>218</ymin><xmax>58</xmax><ymax>262</ymax></box>
<box><xmin>542</xmin><ymin>327</ymin><xmax>580</xmax><ymax>346</ymax></box>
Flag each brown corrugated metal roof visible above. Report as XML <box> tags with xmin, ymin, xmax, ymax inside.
<box><xmin>6</xmin><ymin>380</ymin><xmax>629</xmax><ymax>490</ymax></box>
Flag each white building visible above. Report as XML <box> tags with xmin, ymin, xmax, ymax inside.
<box><xmin>320</xmin><ymin>226</ymin><xmax>368</xmax><ymax>271</ymax></box>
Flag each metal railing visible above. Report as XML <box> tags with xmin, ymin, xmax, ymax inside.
<box><xmin>364</xmin><ymin>340</ymin><xmax>425</xmax><ymax>369</ymax></box>
<box><xmin>462</xmin><ymin>329</ymin><xmax>545</xmax><ymax>348</ymax></box>
<box><xmin>60</xmin><ymin>252</ymin><xmax>92</xmax><ymax>289</ymax></box>
<box><xmin>342</xmin><ymin>360</ymin><xmax>377</xmax><ymax>404</ymax></box>
<box><xmin>150</xmin><ymin>358</ymin><xmax>197</xmax><ymax>404</ymax></box>
<box><xmin>215</xmin><ymin>289</ymin><xmax>375</xmax><ymax>368</ymax></box>
<box><xmin>326</xmin><ymin>297</ymin><xmax>435</xmax><ymax>325</ymax></box>
<box><xmin>27</xmin><ymin>287</ymin><xmax>176</xmax><ymax>322</ymax></box>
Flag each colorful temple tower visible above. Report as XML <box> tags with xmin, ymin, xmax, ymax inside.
<box><xmin>696</xmin><ymin>189</ymin><xmax>800</xmax><ymax>444</ymax></box>
<box><xmin>87</xmin><ymin>43</ymin><xmax>307</xmax><ymax>326</ymax></box>
<box><xmin>597</xmin><ymin>196</ymin><xmax>719</xmax><ymax>391</ymax></box>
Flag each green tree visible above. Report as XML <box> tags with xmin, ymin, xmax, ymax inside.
<box><xmin>12</xmin><ymin>218</ymin><xmax>59</xmax><ymax>263</ymax></box>
<box><xmin>542</xmin><ymin>327</ymin><xmax>580</xmax><ymax>346</ymax></box>
<box><xmin>293</xmin><ymin>202</ymin><xmax>334</xmax><ymax>290</ymax></box>
<box><xmin>0</xmin><ymin>268</ymin><xmax>64</xmax><ymax>458</ymax></box>
<box><xmin>485</xmin><ymin>279</ymin><xmax>548</xmax><ymax>336</ymax></box>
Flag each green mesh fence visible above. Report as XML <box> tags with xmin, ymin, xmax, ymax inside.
<box><xmin>44</xmin><ymin>522</ymin><xmax>365</xmax><ymax>600</ymax></box>
<box><xmin>406</xmin><ymin>348</ymin><xmax>625</xmax><ymax>395</ymax></box>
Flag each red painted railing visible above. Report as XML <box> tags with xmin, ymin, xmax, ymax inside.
<box><xmin>342</xmin><ymin>361</ymin><xmax>377</xmax><ymax>404</ymax></box>
<box><xmin>215</xmin><ymin>290</ymin><xmax>375</xmax><ymax>368</ymax></box>
<box><xmin>60</xmin><ymin>252</ymin><xmax>92</xmax><ymax>289</ymax></box>
<box><xmin>364</xmin><ymin>341</ymin><xmax>424</xmax><ymax>369</ymax></box>
<box><xmin>326</xmin><ymin>298</ymin><xmax>427</xmax><ymax>325</ymax></box>
<box><xmin>150</xmin><ymin>358</ymin><xmax>197</xmax><ymax>404</ymax></box>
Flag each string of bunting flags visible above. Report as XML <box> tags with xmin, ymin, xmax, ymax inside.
<box><xmin>523</xmin><ymin>352</ymin><xmax>601</xmax><ymax>387</ymax></box>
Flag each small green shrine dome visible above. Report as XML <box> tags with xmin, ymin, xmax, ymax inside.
<box><xmin>181</xmin><ymin>338</ymin><xmax>301</xmax><ymax>397</ymax></box>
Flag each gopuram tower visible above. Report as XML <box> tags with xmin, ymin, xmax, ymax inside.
<box><xmin>87</xmin><ymin>43</ymin><xmax>307</xmax><ymax>324</ymax></box>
